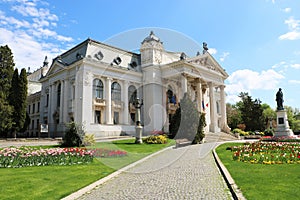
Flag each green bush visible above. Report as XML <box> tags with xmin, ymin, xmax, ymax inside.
<box><xmin>264</xmin><ymin>128</ymin><xmax>274</xmax><ymax>136</ymax></box>
<box><xmin>61</xmin><ymin>122</ymin><xmax>84</xmax><ymax>147</ymax></box>
<box><xmin>193</xmin><ymin>112</ymin><xmax>206</xmax><ymax>144</ymax></box>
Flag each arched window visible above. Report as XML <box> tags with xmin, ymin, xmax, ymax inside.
<box><xmin>128</xmin><ymin>85</ymin><xmax>137</xmax><ymax>104</ymax></box>
<box><xmin>57</xmin><ymin>83</ymin><xmax>61</xmax><ymax>107</ymax></box>
<box><xmin>111</xmin><ymin>82</ymin><xmax>121</xmax><ymax>101</ymax></box>
<box><xmin>167</xmin><ymin>85</ymin><xmax>176</xmax><ymax>104</ymax></box>
<box><xmin>93</xmin><ymin>79</ymin><xmax>103</xmax><ymax>99</ymax></box>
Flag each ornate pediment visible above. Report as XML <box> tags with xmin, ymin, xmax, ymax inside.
<box><xmin>187</xmin><ymin>53</ymin><xmax>228</xmax><ymax>78</ymax></box>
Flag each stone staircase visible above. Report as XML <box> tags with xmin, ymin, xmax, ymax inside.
<box><xmin>204</xmin><ymin>132</ymin><xmax>239</xmax><ymax>143</ymax></box>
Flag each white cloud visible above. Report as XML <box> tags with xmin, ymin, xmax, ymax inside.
<box><xmin>208</xmin><ymin>48</ymin><xmax>217</xmax><ymax>55</ymax></box>
<box><xmin>279</xmin><ymin>17</ymin><xmax>300</xmax><ymax>40</ymax></box>
<box><xmin>291</xmin><ymin>64</ymin><xmax>300</xmax><ymax>69</ymax></box>
<box><xmin>0</xmin><ymin>0</ymin><xmax>73</xmax><ymax>70</ymax></box>
<box><xmin>282</xmin><ymin>8</ymin><xmax>291</xmax><ymax>13</ymax></box>
<box><xmin>271</xmin><ymin>61</ymin><xmax>300</xmax><ymax>70</ymax></box>
<box><xmin>220</xmin><ymin>52</ymin><xmax>229</xmax><ymax>62</ymax></box>
<box><xmin>289</xmin><ymin>80</ymin><xmax>300</xmax><ymax>84</ymax></box>
<box><xmin>0</xmin><ymin>28</ymin><xmax>57</xmax><ymax>68</ymax></box>
<box><xmin>285</xmin><ymin>17</ymin><xmax>300</xmax><ymax>30</ymax></box>
<box><xmin>226</xmin><ymin>69</ymin><xmax>284</xmax><ymax>94</ymax></box>
<box><xmin>271</xmin><ymin>61</ymin><xmax>287</xmax><ymax>69</ymax></box>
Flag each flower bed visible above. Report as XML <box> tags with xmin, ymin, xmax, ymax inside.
<box><xmin>91</xmin><ymin>148</ymin><xmax>127</xmax><ymax>158</ymax></box>
<box><xmin>230</xmin><ymin>142</ymin><xmax>300</xmax><ymax>164</ymax></box>
<box><xmin>0</xmin><ymin>147</ymin><xmax>93</xmax><ymax>168</ymax></box>
<box><xmin>260</xmin><ymin>136</ymin><xmax>300</xmax><ymax>142</ymax></box>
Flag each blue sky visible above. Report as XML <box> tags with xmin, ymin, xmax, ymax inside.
<box><xmin>1</xmin><ymin>0</ymin><xmax>300</xmax><ymax>109</ymax></box>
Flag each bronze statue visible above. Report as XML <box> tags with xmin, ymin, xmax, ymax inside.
<box><xmin>276</xmin><ymin>88</ymin><xmax>284</xmax><ymax>110</ymax></box>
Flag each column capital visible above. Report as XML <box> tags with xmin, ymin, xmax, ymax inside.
<box><xmin>219</xmin><ymin>84</ymin><xmax>226</xmax><ymax>89</ymax></box>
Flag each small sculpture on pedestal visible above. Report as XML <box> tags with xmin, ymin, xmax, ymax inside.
<box><xmin>276</xmin><ymin>88</ymin><xmax>284</xmax><ymax>111</ymax></box>
<box><xmin>274</xmin><ymin>88</ymin><xmax>294</xmax><ymax>137</ymax></box>
<box><xmin>133</xmin><ymin>97</ymin><xmax>143</xmax><ymax>143</ymax></box>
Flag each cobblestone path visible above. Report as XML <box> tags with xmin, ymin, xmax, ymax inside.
<box><xmin>80</xmin><ymin>143</ymin><xmax>232</xmax><ymax>200</ymax></box>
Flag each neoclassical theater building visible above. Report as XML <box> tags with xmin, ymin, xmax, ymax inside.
<box><xmin>27</xmin><ymin>32</ymin><xmax>230</xmax><ymax>137</ymax></box>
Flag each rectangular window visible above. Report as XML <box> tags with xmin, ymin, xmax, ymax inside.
<box><xmin>36</xmin><ymin>119</ymin><xmax>39</xmax><ymax>130</ymax></box>
<box><xmin>31</xmin><ymin>119</ymin><xmax>34</xmax><ymax>129</ymax></box>
<box><xmin>46</xmin><ymin>94</ymin><xmax>49</xmax><ymax>107</ymax></box>
<box><xmin>28</xmin><ymin>105</ymin><xmax>31</xmax><ymax>114</ymax></box>
<box><xmin>113</xmin><ymin>112</ymin><xmax>119</xmax><ymax>124</ymax></box>
<box><xmin>95</xmin><ymin>111</ymin><xmax>101</xmax><ymax>124</ymax></box>
<box><xmin>44</xmin><ymin>117</ymin><xmax>48</xmax><ymax>124</ymax></box>
<box><xmin>32</xmin><ymin>103</ymin><xmax>35</xmax><ymax>113</ymax></box>
<box><xmin>37</xmin><ymin>102</ymin><xmax>40</xmax><ymax>113</ymax></box>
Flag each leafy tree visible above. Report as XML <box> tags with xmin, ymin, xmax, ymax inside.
<box><xmin>226</xmin><ymin>103</ymin><xmax>242</xmax><ymax>129</ymax></box>
<box><xmin>285</xmin><ymin>106</ymin><xmax>300</xmax><ymax>131</ymax></box>
<box><xmin>262</xmin><ymin>103</ymin><xmax>276</xmax><ymax>129</ymax></box>
<box><xmin>237</xmin><ymin>92</ymin><xmax>264</xmax><ymax>131</ymax></box>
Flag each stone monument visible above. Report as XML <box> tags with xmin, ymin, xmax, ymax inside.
<box><xmin>134</xmin><ymin>97</ymin><xmax>143</xmax><ymax>143</ymax></box>
<box><xmin>274</xmin><ymin>88</ymin><xmax>294</xmax><ymax>137</ymax></box>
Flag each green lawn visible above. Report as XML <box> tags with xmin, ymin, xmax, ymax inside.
<box><xmin>216</xmin><ymin>143</ymin><xmax>300</xmax><ymax>200</ymax></box>
<box><xmin>0</xmin><ymin>138</ymin><xmax>175</xmax><ymax>200</ymax></box>
<box><xmin>92</xmin><ymin>139</ymin><xmax>175</xmax><ymax>170</ymax></box>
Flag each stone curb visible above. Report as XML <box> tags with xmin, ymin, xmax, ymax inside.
<box><xmin>212</xmin><ymin>143</ymin><xmax>247</xmax><ymax>200</ymax></box>
<box><xmin>61</xmin><ymin>145</ymin><xmax>175</xmax><ymax>200</ymax></box>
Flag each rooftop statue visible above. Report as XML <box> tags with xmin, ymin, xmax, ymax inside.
<box><xmin>203</xmin><ymin>42</ymin><xmax>208</xmax><ymax>54</ymax></box>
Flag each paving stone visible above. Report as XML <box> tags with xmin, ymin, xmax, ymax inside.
<box><xmin>80</xmin><ymin>143</ymin><xmax>232</xmax><ymax>200</ymax></box>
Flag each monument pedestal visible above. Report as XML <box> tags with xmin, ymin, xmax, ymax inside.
<box><xmin>135</xmin><ymin>125</ymin><xmax>143</xmax><ymax>144</ymax></box>
<box><xmin>274</xmin><ymin>110</ymin><xmax>294</xmax><ymax>137</ymax></box>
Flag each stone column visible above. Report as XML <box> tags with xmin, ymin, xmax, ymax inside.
<box><xmin>208</xmin><ymin>82</ymin><xmax>216</xmax><ymax>132</ymax></box>
<box><xmin>106</xmin><ymin>77</ymin><xmax>113</xmax><ymax>124</ymax></box>
<box><xmin>63</xmin><ymin>79</ymin><xmax>69</xmax><ymax>123</ymax></box>
<box><xmin>123</xmin><ymin>80</ymin><xmax>129</xmax><ymax>125</ymax></box>
<box><xmin>49</xmin><ymin>84</ymin><xmax>56</xmax><ymax>137</ymax></box>
<box><xmin>181</xmin><ymin>73</ymin><xmax>188</xmax><ymax>98</ymax></box>
<box><xmin>48</xmin><ymin>84</ymin><xmax>53</xmax><ymax>125</ymax></box>
<box><xmin>59</xmin><ymin>81</ymin><xmax>64</xmax><ymax>124</ymax></box>
<box><xmin>219</xmin><ymin>85</ymin><xmax>227</xmax><ymax>130</ymax></box>
<box><xmin>196</xmin><ymin>79</ymin><xmax>202</xmax><ymax>112</ymax></box>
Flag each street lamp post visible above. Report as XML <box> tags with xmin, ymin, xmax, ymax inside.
<box><xmin>134</xmin><ymin>97</ymin><xmax>143</xmax><ymax>144</ymax></box>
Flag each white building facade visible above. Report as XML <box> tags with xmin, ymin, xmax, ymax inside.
<box><xmin>31</xmin><ymin>32</ymin><xmax>229</xmax><ymax>138</ymax></box>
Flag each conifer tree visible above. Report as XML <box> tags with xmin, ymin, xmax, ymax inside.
<box><xmin>169</xmin><ymin>106</ymin><xmax>181</xmax><ymax>139</ymax></box>
<box><xmin>0</xmin><ymin>45</ymin><xmax>14</xmax><ymax>98</ymax></box>
<box><xmin>9</xmin><ymin>68</ymin><xmax>28</xmax><ymax>135</ymax></box>
<box><xmin>174</xmin><ymin>93</ymin><xmax>199</xmax><ymax>141</ymax></box>
<box><xmin>0</xmin><ymin>45</ymin><xmax>15</xmax><ymax>137</ymax></box>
